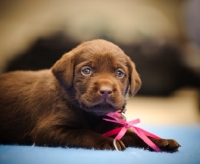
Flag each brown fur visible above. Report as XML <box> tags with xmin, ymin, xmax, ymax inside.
<box><xmin>0</xmin><ymin>39</ymin><xmax>180</xmax><ymax>151</ymax></box>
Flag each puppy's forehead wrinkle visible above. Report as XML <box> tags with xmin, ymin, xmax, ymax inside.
<box><xmin>75</xmin><ymin>56</ymin><xmax>127</xmax><ymax>74</ymax></box>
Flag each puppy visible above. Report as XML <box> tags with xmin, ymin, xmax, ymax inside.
<box><xmin>0</xmin><ymin>39</ymin><xmax>180</xmax><ymax>151</ymax></box>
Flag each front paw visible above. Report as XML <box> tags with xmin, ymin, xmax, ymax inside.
<box><xmin>97</xmin><ymin>138</ymin><xmax>126</xmax><ymax>151</ymax></box>
<box><xmin>150</xmin><ymin>138</ymin><xmax>181</xmax><ymax>152</ymax></box>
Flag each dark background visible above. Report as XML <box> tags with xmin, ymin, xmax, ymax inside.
<box><xmin>0</xmin><ymin>0</ymin><xmax>199</xmax><ymax>117</ymax></box>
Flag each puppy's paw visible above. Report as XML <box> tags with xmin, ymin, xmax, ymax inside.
<box><xmin>98</xmin><ymin>138</ymin><xmax>126</xmax><ymax>151</ymax></box>
<box><xmin>150</xmin><ymin>138</ymin><xmax>181</xmax><ymax>152</ymax></box>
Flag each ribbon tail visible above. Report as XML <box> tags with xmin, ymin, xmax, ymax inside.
<box><xmin>135</xmin><ymin>127</ymin><xmax>160</xmax><ymax>139</ymax></box>
<box><xmin>103</xmin><ymin>127</ymin><xmax>122</xmax><ymax>137</ymax></box>
<box><xmin>115</xmin><ymin>127</ymin><xmax>128</xmax><ymax>140</ymax></box>
<box><xmin>133</xmin><ymin>127</ymin><xmax>161</xmax><ymax>152</ymax></box>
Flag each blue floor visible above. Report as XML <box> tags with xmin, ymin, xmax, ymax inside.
<box><xmin>0</xmin><ymin>125</ymin><xmax>200</xmax><ymax>164</ymax></box>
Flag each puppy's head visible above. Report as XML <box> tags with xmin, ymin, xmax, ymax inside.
<box><xmin>52</xmin><ymin>39</ymin><xmax>141</xmax><ymax>115</ymax></box>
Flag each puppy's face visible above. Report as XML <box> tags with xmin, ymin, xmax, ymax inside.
<box><xmin>52</xmin><ymin>40</ymin><xmax>141</xmax><ymax>115</ymax></box>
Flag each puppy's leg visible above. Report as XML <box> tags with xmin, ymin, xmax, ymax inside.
<box><xmin>121</xmin><ymin>129</ymin><xmax>180</xmax><ymax>152</ymax></box>
<box><xmin>31</xmin><ymin>122</ymin><xmax>125</xmax><ymax>150</ymax></box>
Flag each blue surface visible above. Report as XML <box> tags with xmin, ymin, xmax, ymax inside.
<box><xmin>0</xmin><ymin>125</ymin><xmax>200</xmax><ymax>164</ymax></box>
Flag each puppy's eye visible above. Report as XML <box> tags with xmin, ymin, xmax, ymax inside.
<box><xmin>81</xmin><ymin>67</ymin><xmax>92</xmax><ymax>75</ymax></box>
<box><xmin>116</xmin><ymin>69</ymin><xmax>124</xmax><ymax>78</ymax></box>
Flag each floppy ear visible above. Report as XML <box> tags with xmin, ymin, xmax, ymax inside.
<box><xmin>126</xmin><ymin>56</ymin><xmax>142</xmax><ymax>96</ymax></box>
<box><xmin>51</xmin><ymin>51</ymin><xmax>75</xmax><ymax>88</ymax></box>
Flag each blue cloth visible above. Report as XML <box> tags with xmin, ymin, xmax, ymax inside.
<box><xmin>0</xmin><ymin>125</ymin><xmax>200</xmax><ymax>164</ymax></box>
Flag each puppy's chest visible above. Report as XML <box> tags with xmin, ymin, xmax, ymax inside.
<box><xmin>69</xmin><ymin>111</ymin><xmax>101</xmax><ymax>130</ymax></box>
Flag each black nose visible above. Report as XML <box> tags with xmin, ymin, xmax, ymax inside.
<box><xmin>99</xmin><ymin>86</ymin><xmax>113</xmax><ymax>98</ymax></box>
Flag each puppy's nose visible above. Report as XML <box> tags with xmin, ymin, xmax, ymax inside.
<box><xmin>99</xmin><ymin>86</ymin><xmax>113</xmax><ymax>98</ymax></box>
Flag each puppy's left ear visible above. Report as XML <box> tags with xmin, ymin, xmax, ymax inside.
<box><xmin>126</xmin><ymin>56</ymin><xmax>142</xmax><ymax>96</ymax></box>
<box><xmin>51</xmin><ymin>51</ymin><xmax>75</xmax><ymax>88</ymax></box>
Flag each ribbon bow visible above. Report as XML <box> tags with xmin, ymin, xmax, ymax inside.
<box><xmin>103</xmin><ymin>112</ymin><xmax>161</xmax><ymax>152</ymax></box>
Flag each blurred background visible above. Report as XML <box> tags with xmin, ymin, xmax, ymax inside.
<box><xmin>0</xmin><ymin>0</ymin><xmax>199</xmax><ymax>125</ymax></box>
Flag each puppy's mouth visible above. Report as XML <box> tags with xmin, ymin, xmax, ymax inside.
<box><xmin>90</xmin><ymin>104</ymin><xmax>119</xmax><ymax>115</ymax></box>
<box><xmin>83</xmin><ymin>99</ymin><xmax>123</xmax><ymax>116</ymax></box>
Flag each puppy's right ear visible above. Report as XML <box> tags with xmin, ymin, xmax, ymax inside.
<box><xmin>51</xmin><ymin>51</ymin><xmax>75</xmax><ymax>88</ymax></box>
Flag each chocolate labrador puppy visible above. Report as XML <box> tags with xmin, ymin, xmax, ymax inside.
<box><xmin>0</xmin><ymin>39</ymin><xmax>180</xmax><ymax>152</ymax></box>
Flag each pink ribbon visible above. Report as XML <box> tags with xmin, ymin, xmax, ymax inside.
<box><xmin>103</xmin><ymin>112</ymin><xmax>161</xmax><ymax>152</ymax></box>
